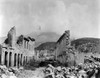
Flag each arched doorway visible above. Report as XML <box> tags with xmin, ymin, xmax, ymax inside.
<box><xmin>4</xmin><ymin>51</ymin><xmax>8</xmax><ymax>66</ymax></box>
<box><xmin>23</xmin><ymin>56</ymin><xmax>25</xmax><ymax>65</ymax></box>
<box><xmin>9</xmin><ymin>52</ymin><xmax>12</xmax><ymax>67</ymax></box>
<box><xmin>26</xmin><ymin>56</ymin><xmax>27</xmax><ymax>64</ymax></box>
<box><xmin>14</xmin><ymin>53</ymin><xmax>17</xmax><ymax>66</ymax></box>
<box><xmin>18</xmin><ymin>54</ymin><xmax>20</xmax><ymax>67</ymax></box>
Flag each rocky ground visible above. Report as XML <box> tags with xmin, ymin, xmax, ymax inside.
<box><xmin>17</xmin><ymin>67</ymin><xmax>45</xmax><ymax>78</ymax></box>
<box><xmin>0</xmin><ymin>65</ymin><xmax>45</xmax><ymax>78</ymax></box>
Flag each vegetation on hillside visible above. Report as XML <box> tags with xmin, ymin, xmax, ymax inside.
<box><xmin>35</xmin><ymin>42</ymin><xmax>56</xmax><ymax>51</ymax></box>
<box><xmin>71</xmin><ymin>38</ymin><xmax>100</xmax><ymax>53</ymax></box>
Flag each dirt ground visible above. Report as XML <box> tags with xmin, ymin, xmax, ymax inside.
<box><xmin>17</xmin><ymin>67</ymin><xmax>45</xmax><ymax>78</ymax></box>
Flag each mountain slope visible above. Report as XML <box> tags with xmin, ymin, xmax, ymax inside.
<box><xmin>71</xmin><ymin>37</ymin><xmax>100</xmax><ymax>53</ymax></box>
<box><xmin>35</xmin><ymin>42</ymin><xmax>56</xmax><ymax>51</ymax></box>
<box><xmin>71</xmin><ymin>37</ymin><xmax>100</xmax><ymax>47</ymax></box>
<box><xmin>28</xmin><ymin>32</ymin><xmax>60</xmax><ymax>47</ymax></box>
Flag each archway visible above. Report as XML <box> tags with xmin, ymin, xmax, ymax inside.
<box><xmin>23</xmin><ymin>56</ymin><xmax>25</xmax><ymax>65</ymax></box>
<box><xmin>26</xmin><ymin>56</ymin><xmax>27</xmax><ymax>64</ymax></box>
<box><xmin>4</xmin><ymin>51</ymin><xmax>8</xmax><ymax>66</ymax></box>
<box><xmin>18</xmin><ymin>54</ymin><xmax>20</xmax><ymax>67</ymax></box>
<box><xmin>14</xmin><ymin>53</ymin><xmax>17</xmax><ymax>66</ymax></box>
<box><xmin>9</xmin><ymin>52</ymin><xmax>12</xmax><ymax>67</ymax></box>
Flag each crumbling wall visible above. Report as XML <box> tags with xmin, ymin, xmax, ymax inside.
<box><xmin>55</xmin><ymin>30</ymin><xmax>76</xmax><ymax>66</ymax></box>
<box><xmin>65</xmin><ymin>30</ymin><xmax>70</xmax><ymax>46</ymax></box>
<box><xmin>7</xmin><ymin>26</ymin><xmax>16</xmax><ymax>47</ymax></box>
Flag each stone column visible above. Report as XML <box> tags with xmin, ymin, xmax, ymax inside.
<box><xmin>16</xmin><ymin>54</ymin><xmax>18</xmax><ymax>67</ymax></box>
<box><xmin>21</xmin><ymin>55</ymin><xmax>23</xmax><ymax>66</ymax></box>
<box><xmin>19</xmin><ymin>54</ymin><xmax>21</xmax><ymax>67</ymax></box>
<box><xmin>7</xmin><ymin>52</ymin><xmax>9</xmax><ymax>67</ymax></box>
<box><xmin>11</xmin><ymin>53</ymin><xmax>14</xmax><ymax>67</ymax></box>
<box><xmin>1</xmin><ymin>50</ymin><xmax>5</xmax><ymax>65</ymax></box>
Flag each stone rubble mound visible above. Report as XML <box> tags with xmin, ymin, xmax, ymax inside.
<box><xmin>0</xmin><ymin>65</ymin><xmax>19</xmax><ymax>78</ymax></box>
<box><xmin>43</xmin><ymin>62</ymin><xmax>100</xmax><ymax>78</ymax></box>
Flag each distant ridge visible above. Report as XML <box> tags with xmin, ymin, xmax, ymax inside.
<box><xmin>35</xmin><ymin>42</ymin><xmax>56</xmax><ymax>51</ymax></box>
<box><xmin>28</xmin><ymin>32</ymin><xmax>60</xmax><ymax>47</ymax></box>
<box><xmin>71</xmin><ymin>37</ymin><xmax>100</xmax><ymax>47</ymax></box>
<box><xmin>71</xmin><ymin>37</ymin><xmax>100</xmax><ymax>53</ymax></box>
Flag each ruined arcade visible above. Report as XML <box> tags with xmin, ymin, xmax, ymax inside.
<box><xmin>0</xmin><ymin>27</ymin><xmax>35</xmax><ymax>67</ymax></box>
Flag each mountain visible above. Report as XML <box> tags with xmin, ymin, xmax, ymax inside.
<box><xmin>35</xmin><ymin>42</ymin><xmax>56</xmax><ymax>51</ymax></box>
<box><xmin>28</xmin><ymin>32</ymin><xmax>60</xmax><ymax>47</ymax></box>
<box><xmin>71</xmin><ymin>37</ymin><xmax>100</xmax><ymax>53</ymax></box>
<box><xmin>71</xmin><ymin>37</ymin><xmax>100</xmax><ymax>47</ymax></box>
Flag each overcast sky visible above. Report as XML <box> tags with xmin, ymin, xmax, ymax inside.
<box><xmin>0</xmin><ymin>0</ymin><xmax>100</xmax><ymax>38</ymax></box>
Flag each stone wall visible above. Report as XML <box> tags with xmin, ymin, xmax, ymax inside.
<box><xmin>55</xmin><ymin>30</ymin><xmax>70</xmax><ymax>59</ymax></box>
<box><xmin>0</xmin><ymin>27</ymin><xmax>35</xmax><ymax>67</ymax></box>
<box><xmin>55</xmin><ymin>30</ymin><xmax>76</xmax><ymax>66</ymax></box>
<box><xmin>7</xmin><ymin>26</ymin><xmax>16</xmax><ymax>47</ymax></box>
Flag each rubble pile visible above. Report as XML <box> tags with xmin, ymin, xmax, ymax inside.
<box><xmin>0</xmin><ymin>65</ymin><xmax>20</xmax><ymax>78</ymax></box>
<box><xmin>43</xmin><ymin>62</ymin><xmax>100</xmax><ymax>78</ymax></box>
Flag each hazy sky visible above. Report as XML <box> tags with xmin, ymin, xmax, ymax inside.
<box><xmin>0</xmin><ymin>0</ymin><xmax>100</xmax><ymax>38</ymax></box>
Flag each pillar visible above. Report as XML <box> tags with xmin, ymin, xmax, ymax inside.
<box><xmin>19</xmin><ymin>54</ymin><xmax>21</xmax><ymax>66</ymax></box>
<box><xmin>21</xmin><ymin>54</ymin><xmax>23</xmax><ymax>66</ymax></box>
<box><xmin>16</xmin><ymin>54</ymin><xmax>18</xmax><ymax>67</ymax></box>
<box><xmin>7</xmin><ymin>52</ymin><xmax>9</xmax><ymax>67</ymax></box>
<box><xmin>1</xmin><ymin>50</ymin><xmax>5</xmax><ymax>65</ymax></box>
<box><xmin>11</xmin><ymin>53</ymin><xmax>14</xmax><ymax>67</ymax></box>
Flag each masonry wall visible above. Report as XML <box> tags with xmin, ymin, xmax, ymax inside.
<box><xmin>55</xmin><ymin>30</ymin><xmax>70</xmax><ymax>59</ymax></box>
<box><xmin>56</xmin><ymin>36</ymin><xmax>66</xmax><ymax>57</ymax></box>
<box><xmin>55</xmin><ymin>30</ymin><xmax>75</xmax><ymax>66</ymax></box>
<box><xmin>0</xmin><ymin>27</ymin><xmax>35</xmax><ymax>67</ymax></box>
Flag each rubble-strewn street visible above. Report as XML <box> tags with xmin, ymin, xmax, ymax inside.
<box><xmin>0</xmin><ymin>65</ymin><xmax>45</xmax><ymax>78</ymax></box>
<box><xmin>17</xmin><ymin>68</ymin><xmax>45</xmax><ymax>78</ymax></box>
<box><xmin>0</xmin><ymin>65</ymin><xmax>18</xmax><ymax>78</ymax></box>
<box><xmin>18</xmin><ymin>60</ymin><xmax>100</xmax><ymax>78</ymax></box>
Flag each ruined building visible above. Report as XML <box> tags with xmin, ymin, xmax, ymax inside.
<box><xmin>55</xmin><ymin>30</ymin><xmax>76</xmax><ymax>66</ymax></box>
<box><xmin>0</xmin><ymin>27</ymin><xmax>35</xmax><ymax>67</ymax></box>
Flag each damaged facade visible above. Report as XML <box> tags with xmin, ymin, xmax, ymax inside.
<box><xmin>0</xmin><ymin>27</ymin><xmax>35</xmax><ymax>67</ymax></box>
<box><xmin>55</xmin><ymin>30</ymin><xmax>76</xmax><ymax>66</ymax></box>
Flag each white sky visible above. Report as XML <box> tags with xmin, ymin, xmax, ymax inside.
<box><xmin>0</xmin><ymin>0</ymin><xmax>100</xmax><ymax>38</ymax></box>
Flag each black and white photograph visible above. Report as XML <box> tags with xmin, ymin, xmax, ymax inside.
<box><xmin>0</xmin><ymin>0</ymin><xmax>100</xmax><ymax>78</ymax></box>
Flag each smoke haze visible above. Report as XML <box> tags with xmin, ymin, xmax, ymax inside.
<box><xmin>0</xmin><ymin>0</ymin><xmax>99</xmax><ymax>38</ymax></box>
